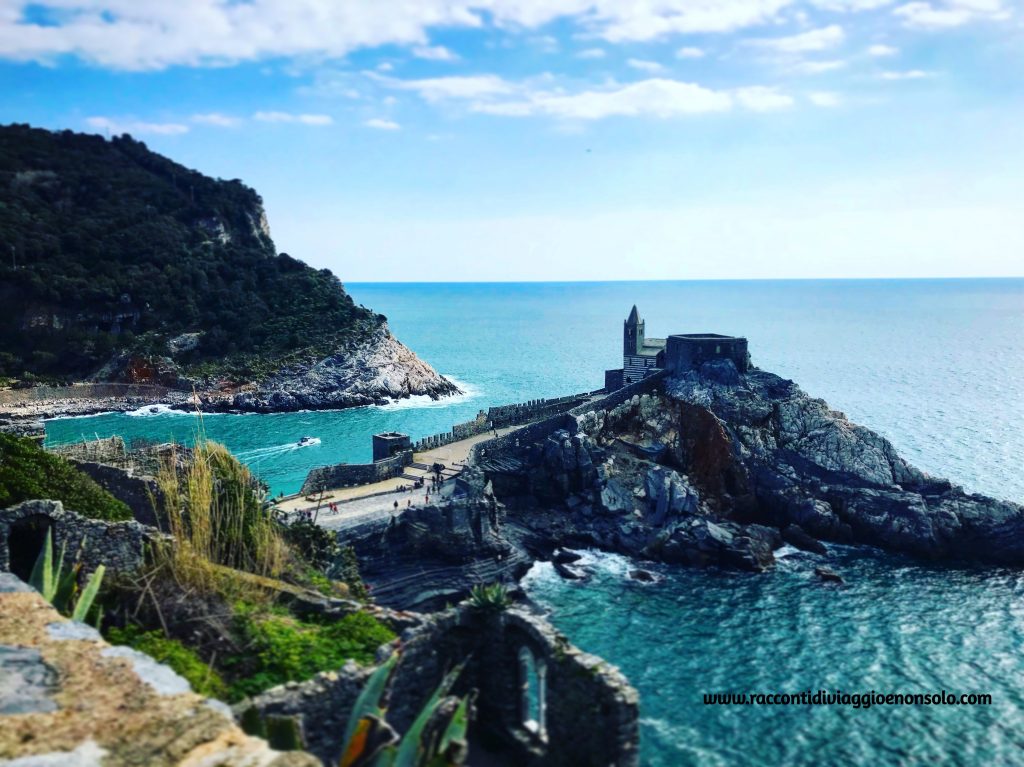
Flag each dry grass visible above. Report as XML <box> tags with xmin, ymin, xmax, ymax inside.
<box><xmin>153</xmin><ymin>429</ymin><xmax>290</xmax><ymax>598</ymax></box>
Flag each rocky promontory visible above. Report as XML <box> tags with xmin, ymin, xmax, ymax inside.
<box><xmin>213</xmin><ymin>322</ymin><xmax>460</xmax><ymax>413</ymax></box>
<box><xmin>455</xmin><ymin>361</ymin><xmax>1024</xmax><ymax>576</ymax></box>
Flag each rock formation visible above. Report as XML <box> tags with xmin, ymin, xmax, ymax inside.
<box><xmin>461</xmin><ymin>361</ymin><xmax>1024</xmax><ymax>573</ymax></box>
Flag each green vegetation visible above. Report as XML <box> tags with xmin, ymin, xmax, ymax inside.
<box><xmin>155</xmin><ymin>437</ymin><xmax>290</xmax><ymax>591</ymax></box>
<box><xmin>0</xmin><ymin>433</ymin><xmax>131</xmax><ymax>520</ymax></box>
<box><xmin>29</xmin><ymin>529</ymin><xmax>105</xmax><ymax>622</ymax></box>
<box><xmin>468</xmin><ymin>582</ymin><xmax>511</xmax><ymax>612</ymax></box>
<box><xmin>226</xmin><ymin>602</ymin><xmax>395</xmax><ymax>701</ymax></box>
<box><xmin>106</xmin><ymin>625</ymin><xmax>229</xmax><ymax>700</ymax></box>
<box><xmin>338</xmin><ymin>652</ymin><xmax>470</xmax><ymax>767</ymax></box>
<box><xmin>0</xmin><ymin>123</ymin><xmax>380</xmax><ymax>381</ymax></box>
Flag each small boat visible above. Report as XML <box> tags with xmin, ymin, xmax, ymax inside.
<box><xmin>296</xmin><ymin>436</ymin><xmax>321</xmax><ymax>447</ymax></box>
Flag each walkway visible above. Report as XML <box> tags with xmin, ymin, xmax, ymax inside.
<box><xmin>272</xmin><ymin>424</ymin><xmax>524</xmax><ymax>529</ymax></box>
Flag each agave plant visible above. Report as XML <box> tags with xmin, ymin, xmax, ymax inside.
<box><xmin>467</xmin><ymin>583</ymin><xmax>511</xmax><ymax>612</ymax></box>
<box><xmin>339</xmin><ymin>652</ymin><xmax>470</xmax><ymax>767</ymax></box>
<box><xmin>29</xmin><ymin>529</ymin><xmax>105</xmax><ymax>623</ymax></box>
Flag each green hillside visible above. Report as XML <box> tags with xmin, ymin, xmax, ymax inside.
<box><xmin>0</xmin><ymin>123</ymin><xmax>379</xmax><ymax>384</ymax></box>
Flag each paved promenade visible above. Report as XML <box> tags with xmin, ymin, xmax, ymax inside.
<box><xmin>273</xmin><ymin>425</ymin><xmax>523</xmax><ymax>529</ymax></box>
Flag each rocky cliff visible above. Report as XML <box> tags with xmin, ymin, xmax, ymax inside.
<box><xmin>0</xmin><ymin>123</ymin><xmax>457</xmax><ymax>410</ymax></box>
<box><xmin>472</xmin><ymin>361</ymin><xmax>1024</xmax><ymax>573</ymax></box>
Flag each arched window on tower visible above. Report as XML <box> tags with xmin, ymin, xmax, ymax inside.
<box><xmin>518</xmin><ymin>646</ymin><xmax>547</xmax><ymax>740</ymax></box>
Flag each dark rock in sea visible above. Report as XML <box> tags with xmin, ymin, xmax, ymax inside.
<box><xmin>553</xmin><ymin>561</ymin><xmax>584</xmax><ymax>580</ymax></box>
<box><xmin>552</xmin><ymin>548</ymin><xmax>583</xmax><ymax>564</ymax></box>
<box><xmin>782</xmin><ymin>524</ymin><xmax>829</xmax><ymax>556</ymax></box>
<box><xmin>814</xmin><ymin>566</ymin><xmax>844</xmax><ymax>584</ymax></box>
<box><xmin>628</xmin><ymin>569</ymin><xmax>656</xmax><ymax>583</ymax></box>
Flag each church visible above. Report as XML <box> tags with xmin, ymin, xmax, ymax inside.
<box><xmin>604</xmin><ymin>305</ymin><xmax>750</xmax><ymax>391</ymax></box>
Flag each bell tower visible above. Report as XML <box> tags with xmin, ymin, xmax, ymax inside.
<box><xmin>624</xmin><ymin>305</ymin><xmax>644</xmax><ymax>356</ymax></box>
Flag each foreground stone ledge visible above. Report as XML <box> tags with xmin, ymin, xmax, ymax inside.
<box><xmin>0</xmin><ymin>573</ymin><xmax>319</xmax><ymax>767</ymax></box>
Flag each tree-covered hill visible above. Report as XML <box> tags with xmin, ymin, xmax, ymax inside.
<box><xmin>0</xmin><ymin>123</ymin><xmax>379</xmax><ymax>384</ymax></box>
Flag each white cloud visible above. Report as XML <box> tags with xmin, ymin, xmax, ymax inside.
<box><xmin>365</xmin><ymin>118</ymin><xmax>401</xmax><ymax>130</ymax></box>
<box><xmin>577</xmin><ymin>47</ymin><xmax>607</xmax><ymax>59</ymax></box>
<box><xmin>750</xmin><ymin>24</ymin><xmax>845</xmax><ymax>53</ymax></box>
<box><xmin>412</xmin><ymin>44</ymin><xmax>459</xmax><ymax>61</ymax></box>
<box><xmin>0</xmin><ymin>0</ymin><xmax>805</xmax><ymax>69</ymax></box>
<box><xmin>792</xmin><ymin>58</ymin><xmax>847</xmax><ymax>73</ymax></box>
<box><xmin>253</xmin><ymin>111</ymin><xmax>334</xmax><ymax>125</ymax></box>
<box><xmin>867</xmin><ymin>43</ymin><xmax>899</xmax><ymax>55</ymax></box>
<box><xmin>191</xmin><ymin>112</ymin><xmax>241</xmax><ymax>127</ymax></box>
<box><xmin>893</xmin><ymin>0</ymin><xmax>1009</xmax><ymax>28</ymax></box>
<box><xmin>85</xmin><ymin>116</ymin><xmax>189</xmax><ymax>135</ymax></box>
<box><xmin>627</xmin><ymin>58</ymin><xmax>665</xmax><ymax>73</ymax></box>
<box><xmin>369</xmin><ymin>73</ymin><xmax>515</xmax><ymax>102</ymax></box>
<box><xmin>808</xmin><ymin>90</ymin><xmax>841</xmax><ymax>106</ymax></box>
<box><xmin>676</xmin><ymin>46</ymin><xmax>706</xmax><ymax>58</ymax></box>
<box><xmin>377</xmin><ymin>61</ymin><xmax>394</xmax><ymax>71</ymax></box>
<box><xmin>880</xmin><ymin>68</ymin><xmax>935</xmax><ymax>79</ymax></box>
<box><xmin>472</xmin><ymin>78</ymin><xmax>792</xmax><ymax>120</ymax></box>
<box><xmin>810</xmin><ymin>0</ymin><xmax>894</xmax><ymax>9</ymax></box>
<box><xmin>734</xmin><ymin>85</ymin><xmax>795</xmax><ymax>111</ymax></box>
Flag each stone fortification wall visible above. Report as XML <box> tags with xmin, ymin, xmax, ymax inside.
<box><xmin>470</xmin><ymin>373</ymin><xmax>667</xmax><ymax>466</ymax></box>
<box><xmin>299</xmin><ymin>450</ymin><xmax>412</xmax><ymax>496</ymax></box>
<box><xmin>412</xmin><ymin>391</ymin><xmax>597</xmax><ymax>452</ymax></box>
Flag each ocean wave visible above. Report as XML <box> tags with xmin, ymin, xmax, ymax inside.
<box><xmin>125</xmin><ymin>403</ymin><xmax>195</xmax><ymax>418</ymax></box>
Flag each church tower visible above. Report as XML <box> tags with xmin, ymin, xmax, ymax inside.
<box><xmin>624</xmin><ymin>305</ymin><xmax>644</xmax><ymax>356</ymax></box>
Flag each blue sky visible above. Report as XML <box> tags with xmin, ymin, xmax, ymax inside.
<box><xmin>1</xmin><ymin>1</ymin><xmax>1022</xmax><ymax>281</ymax></box>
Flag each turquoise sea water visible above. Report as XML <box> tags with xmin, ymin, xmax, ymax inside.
<box><xmin>44</xmin><ymin>279</ymin><xmax>1024</xmax><ymax>765</ymax></box>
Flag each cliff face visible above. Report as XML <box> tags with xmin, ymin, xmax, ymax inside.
<box><xmin>0</xmin><ymin>124</ymin><xmax>457</xmax><ymax>408</ymax></box>
<box><xmin>479</xmin><ymin>361</ymin><xmax>1024</xmax><ymax>572</ymax></box>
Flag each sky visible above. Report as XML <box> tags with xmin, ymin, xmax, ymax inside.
<box><xmin>1</xmin><ymin>1</ymin><xmax>1022</xmax><ymax>281</ymax></box>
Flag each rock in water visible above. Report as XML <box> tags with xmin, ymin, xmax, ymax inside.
<box><xmin>814</xmin><ymin>566</ymin><xmax>844</xmax><ymax>584</ymax></box>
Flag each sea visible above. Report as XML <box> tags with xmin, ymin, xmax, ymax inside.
<box><xmin>45</xmin><ymin>279</ymin><xmax>1024</xmax><ymax>766</ymax></box>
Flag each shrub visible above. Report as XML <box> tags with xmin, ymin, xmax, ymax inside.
<box><xmin>106</xmin><ymin>625</ymin><xmax>229</xmax><ymax>700</ymax></box>
<box><xmin>155</xmin><ymin>437</ymin><xmax>290</xmax><ymax>591</ymax></box>
<box><xmin>29</xmin><ymin>528</ymin><xmax>105</xmax><ymax>622</ymax></box>
<box><xmin>0</xmin><ymin>433</ymin><xmax>131</xmax><ymax>520</ymax></box>
<box><xmin>226</xmin><ymin>602</ymin><xmax>395</xmax><ymax>701</ymax></box>
<box><xmin>468</xmin><ymin>583</ymin><xmax>511</xmax><ymax>612</ymax></box>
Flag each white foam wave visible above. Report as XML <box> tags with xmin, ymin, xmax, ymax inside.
<box><xmin>125</xmin><ymin>403</ymin><xmax>194</xmax><ymax>418</ymax></box>
<box><xmin>773</xmin><ymin>544</ymin><xmax>802</xmax><ymax>560</ymax></box>
<box><xmin>376</xmin><ymin>376</ymin><xmax>482</xmax><ymax>411</ymax></box>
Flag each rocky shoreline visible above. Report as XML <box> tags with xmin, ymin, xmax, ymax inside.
<box><xmin>340</xmin><ymin>360</ymin><xmax>1024</xmax><ymax>610</ymax></box>
<box><xmin>0</xmin><ymin>324</ymin><xmax>460</xmax><ymax>430</ymax></box>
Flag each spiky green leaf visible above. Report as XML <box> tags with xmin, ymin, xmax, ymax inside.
<box><xmin>71</xmin><ymin>564</ymin><xmax>104</xmax><ymax>622</ymax></box>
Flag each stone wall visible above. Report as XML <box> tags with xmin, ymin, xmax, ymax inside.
<box><xmin>0</xmin><ymin>499</ymin><xmax>166</xmax><ymax>580</ymax></box>
<box><xmin>0</xmin><ymin>382</ymin><xmax>173</xmax><ymax>405</ymax></box>
<box><xmin>471</xmin><ymin>373</ymin><xmax>667</xmax><ymax>467</ymax></box>
<box><xmin>412</xmin><ymin>392</ymin><xmax>597</xmax><ymax>453</ymax></box>
<box><xmin>71</xmin><ymin>461</ymin><xmax>164</xmax><ymax>528</ymax></box>
<box><xmin>245</xmin><ymin>604</ymin><xmax>639</xmax><ymax>767</ymax></box>
<box><xmin>0</xmin><ymin>572</ymin><xmax>317</xmax><ymax>766</ymax></box>
<box><xmin>300</xmin><ymin>450</ymin><xmax>412</xmax><ymax>495</ymax></box>
<box><xmin>665</xmin><ymin>334</ymin><xmax>749</xmax><ymax>374</ymax></box>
